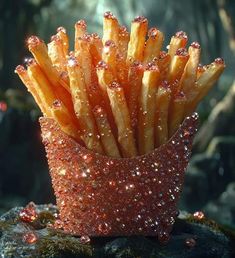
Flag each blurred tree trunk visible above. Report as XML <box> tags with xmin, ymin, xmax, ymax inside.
<box><xmin>218</xmin><ymin>0</ymin><xmax>235</xmax><ymax>54</ymax></box>
<box><xmin>0</xmin><ymin>0</ymin><xmax>53</xmax><ymax>91</ymax></box>
<box><xmin>194</xmin><ymin>81</ymin><xmax>235</xmax><ymax>151</ymax></box>
<box><xmin>194</xmin><ymin>0</ymin><xmax>235</xmax><ymax>152</ymax></box>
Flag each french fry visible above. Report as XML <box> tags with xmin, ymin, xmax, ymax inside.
<box><xmin>89</xmin><ymin>67</ymin><xmax>105</xmax><ymax>109</ymax></box>
<box><xmin>75</xmin><ymin>36</ymin><xmax>105</xmax><ymax>111</ymax></box>
<box><xmin>178</xmin><ymin>42</ymin><xmax>201</xmax><ymax>97</ymax></box>
<box><xmin>169</xmin><ymin>92</ymin><xmax>187</xmax><ymax>137</ymax></box>
<box><xmin>127</xmin><ymin>61</ymin><xmax>144</xmax><ymax>130</ymax></box>
<box><xmin>67</xmin><ymin>57</ymin><xmax>104</xmax><ymax>154</ymax></box>
<box><xmin>116</xmin><ymin>54</ymin><xmax>129</xmax><ymax>98</ymax></box>
<box><xmin>185</xmin><ymin>58</ymin><xmax>225</xmax><ymax>116</ymax></box>
<box><xmin>127</xmin><ymin>16</ymin><xmax>148</xmax><ymax>65</ymax></box>
<box><xmin>157</xmin><ymin>51</ymin><xmax>171</xmax><ymax>81</ymax></box>
<box><xmin>15</xmin><ymin>65</ymin><xmax>50</xmax><ymax>117</ymax></box>
<box><xmin>75</xmin><ymin>20</ymin><xmax>87</xmax><ymax>54</ymax></box>
<box><xmin>197</xmin><ymin>64</ymin><xmax>206</xmax><ymax>80</ymax></box>
<box><xmin>107</xmin><ymin>82</ymin><xmax>137</xmax><ymax>157</ymax></box>
<box><xmin>168</xmin><ymin>31</ymin><xmax>188</xmax><ymax>59</ymax></box>
<box><xmin>98</xmin><ymin>50</ymin><xmax>128</xmax><ymax>100</ymax></box>
<box><xmin>96</xmin><ymin>54</ymin><xmax>129</xmax><ymax>136</ymax></box>
<box><xmin>48</xmin><ymin>35</ymin><xmax>67</xmax><ymax>71</ymax></box>
<box><xmin>26</xmin><ymin>59</ymin><xmax>81</xmax><ymax>141</ymax></box>
<box><xmin>75</xmin><ymin>35</ymin><xmax>92</xmax><ymax>93</ymax></box>
<box><xmin>103</xmin><ymin>11</ymin><xmax>119</xmax><ymax>46</ymax></box>
<box><xmin>51</xmin><ymin>100</ymin><xmax>82</xmax><ymax>143</ymax></box>
<box><xmin>96</xmin><ymin>61</ymin><xmax>118</xmax><ymax>136</ymax></box>
<box><xmin>17</xmin><ymin>13</ymin><xmax>226</xmax><ymax>156</ymax></box>
<box><xmin>27</xmin><ymin>59</ymin><xmax>58</xmax><ymax>107</ymax></box>
<box><xmin>138</xmin><ymin>65</ymin><xmax>160</xmax><ymax>155</ymax></box>
<box><xmin>143</xmin><ymin>28</ymin><xmax>164</xmax><ymax>63</ymax></box>
<box><xmin>155</xmin><ymin>81</ymin><xmax>171</xmax><ymax>147</ymax></box>
<box><xmin>102</xmin><ymin>40</ymin><xmax>117</xmax><ymax>76</ymax></box>
<box><xmin>28</xmin><ymin>37</ymin><xmax>73</xmax><ymax>113</ymax></box>
<box><xmin>196</xmin><ymin>59</ymin><xmax>225</xmax><ymax>102</ymax></box>
<box><xmin>167</xmin><ymin>48</ymin><xmax>189</xmax><ymax>91</ymax></box>
<box><xmin>118</xmin><ymin>26</ymin><xmax>130</xmax><ymax>59</ymax></box>
<box><xmin>96</xmin><ymin>61</ymin><xmax>115</xmax><ymax>94</ymax></box>
<box><xmin>93</xmin><ymin>105</ymin><xmax>121</xmax><ymax>157</ymax></box>
<box><xmin>90</xmin><ymin>33</ymin><xmax>103</xmax><ymax>66</ymax></box>
<box><xmin>26</xmin><ymin>59</ymin><xmax>72</xmax><ymax>115</ymax></box>
<box><xmin>27</xmin><ymin>36</ymin><xmax>70</xmax><ymax>92</ymax></box>
<box><xmin>56</xmin><ymin>27</ymin><xmax>69</xmax><ymax>56</ymax></box>
<box><xmin>50</xmin><ymin>77</ymin><xmax>75</xmax><ymax>115</ymax></box>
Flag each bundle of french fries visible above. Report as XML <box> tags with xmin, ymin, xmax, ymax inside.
<box><xmin>15</xmin><ymin>12</ymin><xmax>225</xmax><ymax>158</ymax></box>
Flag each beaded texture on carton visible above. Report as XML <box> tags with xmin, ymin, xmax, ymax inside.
<box><xmin>40</xmin><ymin>113</ymin><xmax>198</xmax><ymax>243</ymax></box>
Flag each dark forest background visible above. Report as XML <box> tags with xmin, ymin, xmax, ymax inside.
<box><xmin>0</xmin><ymin>0</ymin><xmax>235</xmax><ymax>228</ymax></box>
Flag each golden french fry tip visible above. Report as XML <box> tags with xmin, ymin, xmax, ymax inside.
<box><xmin>15</xmin><ymin>64</ymin><xmax>50</xmax><ymax>117</ymax></box>
<box><xmin>103</xmin><ymin>11</ymin><xmax>119</xmax><ymax>45</ymax></box>
<box><xmin>190</xmin><ymin>41</ymin><xmax>200</xmax><ymax>49</ymax></box>
<box><xmin>175</xmin><ymin>31</ymin><xmax>187</xmax><ymax>38</ymax></box>
<box><xmin>167</xmin><ymin>47</ymin><xmax>189</xmax><ymax>88</ymax></box>
<box><xmin>214</xmin><ymin>57</ymin><xmax>225</xmax><ymax>65</ymax></box>
<box><xmin>15</xmin><ymin>64</ymin><xmax>25</xmax><ymax>74</ymax></box>
<box><xmin>127</xmin><ymin>16</ymin><xmax>148</xmax><ymax>64</ymax></box>
<box><xmin>168</xmin><ymin>31</ymin><xmax>188</xmax><ymax>58</ymax></box>
<box><xmin>104</xmin><ymin>11</ymin><xmax>115</xmax><ymax>19</ymax></box>
<box><xmin>50</xmin><ymin>35</ymin><xmax>58</xmax><ymax>42</ymax></box>
<box><xmin>143</xmin><ymin>27</ymin><xmax>164</xmax><ymax>63</ymax></box>
<box><xmin>197</xmin><ymin>64</ymin><xmax>206</xmax><ymax>77</ymax></box>
<box><xmin>75</xmin><ymin>20</ymin><xmax>87</xmax><ymax>52</ymax></box>
<box><xmin>48</xmin><ymin>35</ymin><xmax>67</xmax><ymax>70</ymax></box>
<box><xmin>56</xmin><ymin>26</ymin><xmax>69</xmax><ymax>55</ymax></box>
<box><xmin>133</xmin><ymin>15</ymin><xmax>147</xmax><ymax>23</ymax></box>
<box><xmin>25</xmin><ymin>57</ymin><xmax>36</xmax><ymax>67</ymax></box>
<box><xmin>57</xmin><ymin>26</ymin><xmax>66</xmax><ymax>33</ymax></box>
<box><xmin>75</xmin><ymin>20</ymin><xmax>87</xmax><ymax>32</ymax></box>
<box><xmin>27</xmin><ymin>35</ymin><xmax>43</xmax><ymax>49</ymax></box>
<box><xmin>148</xmin><ymin>27</ymin><xmax>158</xmax><ymax>37</ymax></box>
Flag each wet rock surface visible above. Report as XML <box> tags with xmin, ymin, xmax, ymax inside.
<box><xmin>0</xmin><ymin>204</ymin><xmax>234</xmax><ymax>258</ymax></box>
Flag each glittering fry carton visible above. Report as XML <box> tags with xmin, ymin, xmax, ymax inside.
<box><xmin>15</xmin><ymin>11</ymin><xmax>225</xmax><ymax>243</ymax></box>
<box><xmin>40</xmin><ymin>113</ymin><xmax>198</xmax><ymax>242</ymax></box>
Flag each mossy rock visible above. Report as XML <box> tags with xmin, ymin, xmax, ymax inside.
<box><xmin>0</xmin><ymin>204</ymin><xmax>234</xmax><ymax>258</ymax></box>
